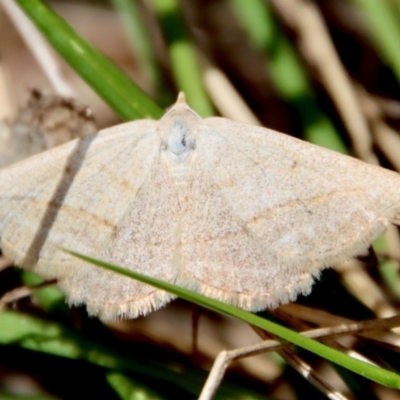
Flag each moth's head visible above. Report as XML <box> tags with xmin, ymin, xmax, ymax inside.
<box><xmin>162</xmin><ymin>92</ymin><xmax>201</xmax><ymax>121</ymax></box>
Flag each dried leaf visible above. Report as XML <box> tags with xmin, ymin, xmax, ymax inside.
<box><xmin>0</xmin><ymin>90</ymin><xmax>96</xmax><ymax>168</ymax></box>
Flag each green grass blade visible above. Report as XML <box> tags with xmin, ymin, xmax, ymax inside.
<box><xmin>0</xmin><ymin>391</ymin><xmax>57</xmax><ymax>400</ymax></box>
<box><xmin>353</xmin><ymin>0</ymin><xmax>400</xmax><ymax>83</ymax></box>
<box><xmin>0</xmin><ymin>310</ymin><xmax>264</xmax><ymax>399</ymax></box>
<box><xmin>21</xmin><ymin>271</ymin><xmax>66</xmax><ymax>313</ymax></box>
<box><xmin>66</xmin><ymin>249</ymin><xmax>400</xmax><ymax>389</ymax></box>
<box><xmin>150</xmin><ymin>0</ymin><xmax>214</xmax><ymax>117</ymax></box>
<box><xmin>230</xmin><ymin>0</ymin><xmax>348</xmax><ymax>153</ymax></box>
<box><xmin>15</xmin><ymin>0</ymin><xmax>162</xmax><ymax>120</ymax></box>
<box><xmin>107</xmin><ymin>372</ymin><xmax>165</xmax><ymax>400</ymax></box>
<box><xmin>111</xmin><ymin>0</ymin><xmax>161</xmax><ymax>96</ymax></box>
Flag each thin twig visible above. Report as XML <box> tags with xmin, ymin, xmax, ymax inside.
<box><xmin>0</xmin><ymin>280</ymin><xmax>57</xmax><ymax>312</ymax></box>
<box><xmin>270</xmin><ymin>0</ymin><xmax>377</xmax><ymax>164</ymax></box>
<box><xmin>201</xmin><ymin>54</ymin><xmax>261</xmax><ymax>125</ymax></box>
<box><xmin>199</xmin><ymin>313</ymin><xmax>400</xmax><ymax>400</ymax></box>
<box><xmin>0</xmin><ymin>255</ymin><xmax>12</xmax><ymax>272</ymax></box>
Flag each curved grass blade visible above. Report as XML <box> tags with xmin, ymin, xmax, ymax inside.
<box><xmin>65</xmin><ymin>249</ymin><xmax>400</xmax><ymax>390</ymax></box>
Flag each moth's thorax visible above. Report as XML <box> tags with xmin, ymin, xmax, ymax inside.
<box><xmin>164</xmin><ymin>119</ymin><xmax>196</xmax><ymax>161</ymax></box>
<box><xmin>161</xmin><ymin>103</ymin><xmax>199</xmax><ymax>167</ymax></box>
<box><xmin>160</xmin><ymin>102</ymin><xmax>200</xmax><ymax>203</ymax></box>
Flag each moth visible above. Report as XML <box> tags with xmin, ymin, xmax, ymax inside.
<box><xmin>1</xmin><ymin>93</ymin><xmax>400</xmax><ymax>320</ymax></box>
